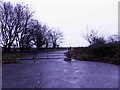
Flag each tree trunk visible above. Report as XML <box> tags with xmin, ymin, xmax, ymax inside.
<box><xmin>8</xmin><ymin>43</ymin><xmax>11</xmax><ymax>51</ymax></box>
<box><xmin>46</xmin><ymin>42</ymin><xmax>48</xmax><ymax>49</ymax></box>
<box><xmin>53</xmin><ymin>42</ymin><xmax>56</xmax><ymax>48</ymax></box>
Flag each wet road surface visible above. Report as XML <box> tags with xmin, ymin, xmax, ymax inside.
<box><xmin>2</xmin><ymin>50</ymin><xmax>119</xmax><ymax>88</ymax></box>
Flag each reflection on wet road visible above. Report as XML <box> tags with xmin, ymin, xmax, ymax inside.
<box><xmin>2</xmin><ymin>50</ymin><xmax>119</xmax><ymax>88</ymax></box>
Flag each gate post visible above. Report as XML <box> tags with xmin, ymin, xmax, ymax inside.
<box><xmin>68</xmin><ymin>46</ymin><xmax>71</xmax><ymax>60</ymax></box>
<box><xmin>47</xmin><ymin>48</ymin><xmax>48</xmax><ymax>59</ymax></box>
<box><xmin>33</xmin><ymin>48</ymin><xmax>37</xmax><ymax>62</ymax></box>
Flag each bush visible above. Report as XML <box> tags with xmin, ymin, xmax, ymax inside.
<box><xmin>66</xmin><ymin>41</ymin><xmax>120</xmax><ymax>65</ymax></box>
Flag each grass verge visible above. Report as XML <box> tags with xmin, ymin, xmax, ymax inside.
<box><xmin>2</xmin><ymin>52</ymin><xmax>33</xmax><ymax>64</ymax></box>
<box><xmin>64</xmin><ymin>49</ymin><xmax>119</xmax><ymax>65</ymax></box>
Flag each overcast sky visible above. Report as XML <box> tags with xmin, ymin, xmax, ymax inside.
<box><xmin>3</xmin><ymin>0</ymin><xmax>119</xmax><ymax>47</ymax></box>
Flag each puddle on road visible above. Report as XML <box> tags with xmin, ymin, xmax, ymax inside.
<box><xmin>69</xmin><ymin>79</ymin><xmax>79</xmax><ymax>83</ymax></box>
<box><xmin>63</xmin><ymin>69</ymin><xmax>68</xmax><ymax>72</ymax></box>
<box><xmin>75</xmin><ymin>69</ymin><xmax>80</xmax><ymax>73</ymax></box>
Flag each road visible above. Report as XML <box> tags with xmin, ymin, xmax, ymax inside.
<box><xmin>2</xmin><ymin>50</ymin><xmax>119</xmax><ymax>88</ymax></box>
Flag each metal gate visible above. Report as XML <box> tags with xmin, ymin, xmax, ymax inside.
<box><xmin>18</xmin><ymin>49</ymin><xmax>67</xmax><ymax>61</ymax></box>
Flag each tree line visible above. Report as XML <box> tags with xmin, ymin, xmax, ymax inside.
<box><xmin>80</xmin><ymin>30</ymin><xmax>120</xmax><ymax>64</ymax></box>
<box><xmin>83</xmin><ymin>30</ymin><xmax>120</xmax><ymax>55</ymax></box>
<box><xmin>68</xmin><ymin>30</ymin><xmax>120</xmax><ymax>64</ymax></box>
<box><xmin>0</xmin><ymin>2</ymin><xmax>63</xmax><ymax>51</ymax></box>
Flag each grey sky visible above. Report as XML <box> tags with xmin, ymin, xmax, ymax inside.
<box><xmin>3</xmin><ymin>0</ymin><xmax>119</xmax><ymax>47</ymax></box>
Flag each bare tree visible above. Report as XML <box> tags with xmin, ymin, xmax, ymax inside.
<box><xmin>0</xmin><ymin>2</ymin><xmax>33</xmax><ymax>50</ymax></box>
<box><xmin>15</xmin><ymin>4</ymin><xmax>33</xmax><ymax>50</ymax></box>
<box><xmin>49</xmin><ymin>28</ymin><xmax>63</xmax><ymax>48</ymax></box>
<box><xmin>30</xmin><ymin>20</ymin><xmax>50</xmax><ymax>49</ymax></box>
<box><xmin>1</xmin><ymin>2</ymin><xmax>16</xmax><ymax>50</ymax></box>
<box><xmin>83</xmin><ymin>29</ymin><xmax>105</xmax><ymax>45</ymax></box>
<box><xmin>40</xmin><ymin>24</ymin><xmax>50</xmax><ymax>48</ymax></box>
<box><xmin>107</xmin><ymin>34</ymin><xmax>120</xmax><ymax>43</ymax></box>
<box><xmin>0</xmin><ymin>1</ymin><xmax>63</xmax><ymax>50</ymax></box>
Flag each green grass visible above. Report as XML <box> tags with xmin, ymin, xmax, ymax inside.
<box><xmin>2</xmin><ymin>52</ymin><xmax>33</xmax><ymax>64</ymax></box>
<box><xmin>2</xmin><ymin>53</ymin><xmax>20</xmax><ymax>63</ymax></box>
<box><xmin>65</xmin><ymin>50</ymin><xmax>119</xmax><ymax>65</ymax></box>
